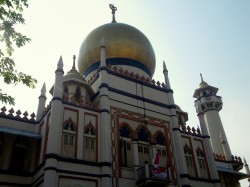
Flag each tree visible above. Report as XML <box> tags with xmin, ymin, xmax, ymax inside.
<box><xmin>0</xmin><ymin>0</ymin><xmax>37</xmax><ymax>105</ymax></box>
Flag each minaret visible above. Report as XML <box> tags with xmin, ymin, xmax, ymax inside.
<box><xmin>163</xmin><ymin>61</ymin><xmax>190</xmax><ymax>186</ymax></box>
<box><xmin>194</xmin><ymin>79</ymin><xmax>220</xmax><ymax>183</ymax></box>
<box><xmin>193</xmin><ymin>74</ymin><xmax>231</xmax><ymax>158</ymax></box>
<box><xmin>99</xmin><ymin>38</ymin><xmax>112</xmax><ymax>187</ymax></box>
<box><xmin>43</xmin><ymin>56</ymin><xmax>64</xmax><ymax>187</ymax></box>
<box><xmin>36</xmin><ymin>82</ymin><xmax>46</xmax><ymax>120</ymax></box>
<box><xmin>244</xmin><ymin>158</ymin><xmax>250</xmax><ymax>186</ymax></box>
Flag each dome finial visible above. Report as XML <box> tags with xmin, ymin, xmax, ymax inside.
<box><xmin>109</xmin><ymin>4</ymin><xmax>117</xmax><ymax>23</ymax></box>
<box><xmin>73</xmin><ymin>55</ymin><xmax>76</xmax><ymax>69</ymax></box>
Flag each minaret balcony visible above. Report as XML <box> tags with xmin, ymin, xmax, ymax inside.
<box><xmin>136</xmin><ymin>162</ymin><xmax>171</xmax><ymax>187</ymax></box>
<box><xmin>195</xmin><ymin>95</ymin><xmax>223</xmax><ymax>111</ymax></box>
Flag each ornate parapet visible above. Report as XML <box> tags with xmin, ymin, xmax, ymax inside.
<box><xmin>179</xmin><ymin>123</ymin><xmax>202</xmax><ymax>136</ymax></box>
<box><xmin>86</xmin><ymin>64</ymin><xmax>168</xmax><ymax>91</ymax></box>
<box><xmin>214</xmin><ymin>153</ymin><xmax>226</xmax><ymax>161</ymax></box>
<box><xmin>214</xmin><ymin>153</ymin><xmax>243</xmax><ymax>170</ymax></box>
<box><xmin>0</xmin><ymin>106</ymin><xmax>36</xmax><ymax>122</ymax></box>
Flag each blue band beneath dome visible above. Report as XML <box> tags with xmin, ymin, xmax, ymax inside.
<box><xmin>83</xmin><ymin>58</ymin><xmax>152</xmax><ymax>78</ymax></box>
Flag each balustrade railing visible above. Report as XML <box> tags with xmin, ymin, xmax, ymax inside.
<box><xmin>195</xmin><ymin>95</ymin><xmax>222</xmax><ymax>104</ymax></box>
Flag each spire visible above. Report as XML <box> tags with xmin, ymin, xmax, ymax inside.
<box><xmin>162</xmin><ymin>60</ymin><xmax>172</xmax><ymax>89</ymax></box>
<box><xmin>109</xmin><ymin>4</ymin><xmax>117</xmax><ymax>23</ymax></box>
<box><xmin>36</xmin><ymin>82</ymin><xmax>47</xmax><ymax>120</ymax></box>
<box><xmin>41</xmin><ymin>82</ymin><xmax>46</xmax><ymax>96</ymax></box>
<box><xmin>72</xmin><ymin>55</ymin><xmax>76</xmax><ymax>70</ymax></box>
<box><xmin>67</xmin><ymin>55</ymin><xmax>78</xmax><ymax>74</ymax></box>
<box><xmin>163</xmin><ymin>60</ymin><xmax>167</xmax><ymax>72</ymax></box>
<box><xmin>57</xmin><ymin>56</ymin><xmax>64</xmax><ymax>70</ymax></box>
<box><xmin>53</xmin><ymin>56</ymin><xmax>64</xmax><ymax>98</ymax></box>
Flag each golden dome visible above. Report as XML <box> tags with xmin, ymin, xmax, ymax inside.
<box><xmin>77</xmin><ymin>22</ymin><xmax>156</xmax><ymax>77</ymax></box>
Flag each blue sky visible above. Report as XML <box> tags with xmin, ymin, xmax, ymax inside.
<box><xmin>2</xmin><ymin>0</ymin><xmax>250</xmax><ymax>185</ymax></box>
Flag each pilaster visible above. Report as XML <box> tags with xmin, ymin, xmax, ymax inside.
<box><xmin>43</xmin><ymin>56</ymin><xmax>64</xmax><ymax>186</ymax></box>
<box><xmin>163</xmin><ymin>61</ymin><xmax>190</xmax><ymax>186</ymax></box>
<box><xmin>99</xmin><ymin>41</ymin><xmax>112</xmax><ymax>187</ymax></box>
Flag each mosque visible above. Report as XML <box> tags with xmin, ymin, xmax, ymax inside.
<box><xmin>0</xmin><ymin>4</ymin><xmax>249</xmax><ymax>187</ymax></box>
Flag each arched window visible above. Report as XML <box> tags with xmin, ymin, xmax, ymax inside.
<box><xmin>63</xmin><ymin>86</ymin><xmax>69</xmax><ymax>101</ymax></box>
<box><xmin>137</xmin><ymin>126</ymin><xmax>151</xmax><ymax>166</ymax></box>
<box><xmin>183</xmin><ymin>143</ymin><xmax>196</xmax><ymax>177</ymax></box>
<box><xmin>155</xmin><ymin>132</ymin><xmax>167</xmax><ymax>167</ymax></box>
<box><xmin>196</xmin><ymin>147</ymin><xmax>208</xmax><ymax>178</ymax></box>
<box><xmin>61</xmin><ymin>118</ymin><xmax>76</xmax><ymax>158</ymax></box>
<box><xmin>10</xmin><ymin>136</ymin><xmax>29</xmax><ymax>172</ymax></box>
<box><xmin>156</xmin><ymin>133</ymin><xmax>165</xmax><ymax>145</ymax></box>
<box><xmin>70</xmin><ymin>86</ymin><xmax>84</xmax><ymax>105</ymax></box>
<box><xmin>83</xmin><ymin>121</ymin><xmax>96</xmax><ymax>162</ymax></box>
<box><xmin>120</xmin><ymin>125</ymin><xmax>133</xmax><ymax>168</ymax></box>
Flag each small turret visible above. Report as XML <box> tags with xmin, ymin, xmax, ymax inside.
<box><xmin>62</xmin><ymin>55</ymin><xmax>94</xmax><ymax>106</ymax></box>
<box><xmin>36</xmin><ymin>82</ymin><xmax>46</xmax><ymax>120</ymax></box>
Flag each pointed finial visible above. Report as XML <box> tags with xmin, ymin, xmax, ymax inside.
<box><xmin>41</xmin><ymin>82</ymin><xmax>46</xmax><ymax>96</ymax></box>
<box><xmin>109</xmin><ymin>4</ymin><xmax>117</xmax><ymax>23</ymax></box>
<box><xmin>72</xmin><ymin>55</ymin><xmax>76</xmax><ymax>69</ymax></box>
<box><xmin>163</xmin><ymin>60</ymin><xmax>167</xmax><ymax>71</ymax></box>
<box><xmin>57</xmin><ymin>56</ymin><xmax>64</xmax><ymax>70</ymax></box>
<box><xmin>200</xmin><ymin>73</ymin><xmax>204</xmax><ymax>82</ymax></box>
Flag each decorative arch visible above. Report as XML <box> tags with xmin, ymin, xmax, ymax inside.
<box><xmin>84</xmin><ymin>121</ymin><xmax>96</xmax><ymax>135</ymax></box>
<box><xmin>183</xmin><ymin>143</ymin><xmax>197</xmax><ymax>177</ymax></box>
<box><xmin>63</xmin><ymin>86</ymin><xmax>69</xmax><ymax>101</ymax></box>
<box><xmin>196</xmin><ymin>146</ymin><xmax>204</xmax><ymax>157</ymax></box>
<box><xmin>153</xmin><ymin>130</ymin><xmax>165</xmax><ymax>145</ymax></box>
<box><xmin>119</xmin><ymin>122</ymin><xmax>135</xmax><ymax>139</ymax></box>
<box><xmin>135</xmin><ymin>125</ymin><xmax>152</xmax><ymax>142</ymax></box>
<box><xmin>83</xmin><ymin>120</ymin><xmax>97</xmax><ymax>162</ymax></box>
<box><xmin>118</xmin><ymin>123</ymin><xmax>134</xmax><ymax>168</ymax></box>
<box><xmin>61</xmin><ymin>117</ymin><xmax>76</xmax><ymax>158</ymax></box>
<box><xmin>63</xmin><ymin>117</ymin><xmax>76</xmax><ymax>131</ymax></box>
<box><xmin>183</xmin><ymin>143</ymin><xmax>192</xmax><ymax>155</ymax></box>
<box><xmin>70</xmin><ymin>86</ymin><xmax>84</xmax><ymax>105</ymax></box>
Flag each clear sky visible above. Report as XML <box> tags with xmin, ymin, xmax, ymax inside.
<box><xmin>2</xmin><ymin>0</ymin><xmax>250</xmax><ymax>185</ymax></box>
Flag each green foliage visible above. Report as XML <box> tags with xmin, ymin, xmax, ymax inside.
<box><xmin>0</xmin><ymin>0</ymin><xmax>37</xmax><ymax>105</ymax></box>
